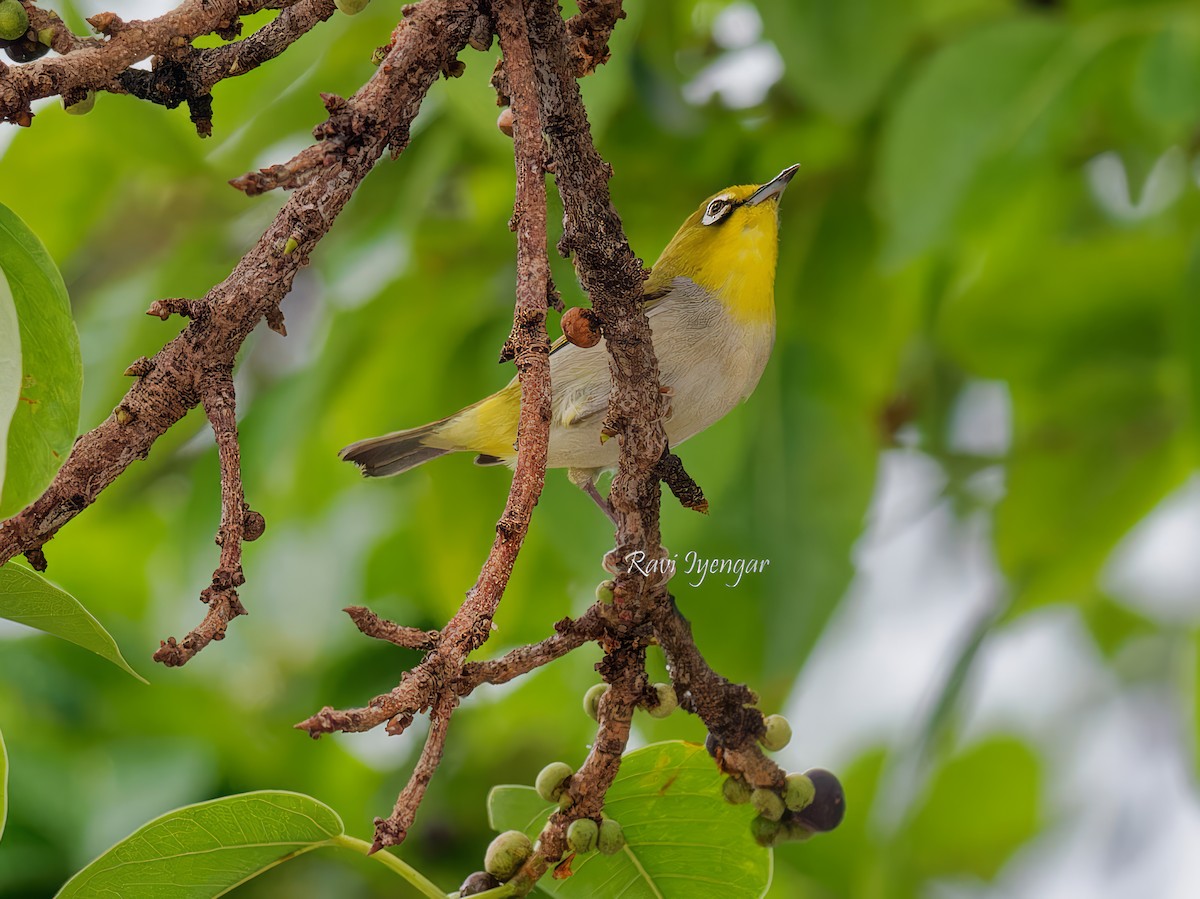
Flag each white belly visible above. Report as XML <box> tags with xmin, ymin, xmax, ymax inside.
<box><xmin>543</xmin><ymin>280</ymin><xmax>774</xmax><ymax>473</ymax></box>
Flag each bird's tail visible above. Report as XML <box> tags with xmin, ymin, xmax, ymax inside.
<box><xmin>339</xmin><ymin>420</ymin><xmax>452</xmax><ymax>478</ymax></box>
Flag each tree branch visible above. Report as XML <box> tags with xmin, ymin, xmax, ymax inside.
<box><xmin>0</xmin><ymin>0</ymin><xmax>482</xmax><ymax>665</ymax></box>
<box><xmin>0</xmin><ymin>0</ymin><xmax>319</xmax><ymax>129</ymax></box>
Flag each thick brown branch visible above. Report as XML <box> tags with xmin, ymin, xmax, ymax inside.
<box><xmin>0</xmin><ymin>0</ymin><xmax>481</xmax><ymax>665</ymax></box>
<box><xmin>524</xmin><ymin>0</ymin><xmax>663</xmax><ymax>576</ymax></box>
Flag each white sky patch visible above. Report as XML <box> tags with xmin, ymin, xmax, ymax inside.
<box><xmin>948</xmin><ymin>379</ymin><xmax>1012</xmax><ymax>458</ymax></box>
<box><xmin>712</xmin><ymin>2</ymin><xmax>762</xmax><ymax>49</ymax></box>
<box><xmin>1103</xmin><ymin>475</ymin><xmax>1200</xmax><ymax>624</ymax></box>
<box><xmin>1087</xmin><ymin>147</ymin><xmax>1188</xmax><ymax>222</ymax></box>
<box><xmin>684</xmin><ymin>3</ymin><xmax>783</xmax><ymax>109</ymax></box>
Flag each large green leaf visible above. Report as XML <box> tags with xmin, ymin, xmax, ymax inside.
<box><xmin>878</xmin><ymin>18</ymin><xmax>1068</xmax><ymax>261</ymax></box>
<box><xmin>760</xmin><ymin>0</ymin><xmax>918</xmax><ymax>122</ymax></box>
<box><xmin>56</xmin><ymin>791</ymin><xmax>345</xmax><ymax>898</ymax></box>
<box><xmin>488</xmin><ymin>741</ymin><xmax>771</xmax><ymax>899</ymax></box>
<box><xmin>0</xmin><ymin>204</ymin><xmax>82</xmax><ymax>517</ymax></box>
<box><xmin>906</xmin><ymin>738</ymin><xmax>1040</xmax><ymax>881</ymax></box>
<box><xmin>0</xmin><ymin>563</ymin><xmax>145</xmax><ymax>682</ymax></box>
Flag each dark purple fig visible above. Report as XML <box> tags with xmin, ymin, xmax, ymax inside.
<box><xmin>795</xmin><ymin>768</ymin><xmax>845</xmax><ymax>832</ymax></box>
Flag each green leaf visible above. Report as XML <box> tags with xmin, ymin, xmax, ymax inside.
<box><xmin>56</xmin><ymin>791</ymin><xmax>345</xmax><ymax>898</ymax></box>
<box><xmin>878</xmin><ymin>18</ymin><xmax>1068</xmax><ymax>261</ymax></box>
<box><xmin>761</xmin><ymin>0</ymin><xmax>918</xmax><ymax>122</ymax></box>
<box><xmin>488</xmin><ymin>741</ymin><xmax>771</xmax><ymax>899</ymax></box>
<box><xmin>1134</xmin><ymin>23</ymin><xmax>1200</xmax><ymax>133</ymax></box>
<box><xmin>906</xmin><ymin>738</ymin><xmax>1040</xmax><ymax>880</ymax></box>
<box><xmin>0</xmin><ymin>203</ymin><xmax>82</xmax><ymax>517</ymax></box>
<box><xmin>0</xmin><ymin>563</ymin><xmax>145</xmax><ymax>682</ymax></box>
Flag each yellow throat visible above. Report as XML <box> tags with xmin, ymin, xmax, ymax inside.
<box><xmin>646</xmin><ymin>164</ymin><xmax>797</xmax><ymax>324</ymax></box>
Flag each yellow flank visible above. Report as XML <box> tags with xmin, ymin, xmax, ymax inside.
<box><xmin>646</xmin><ymin>184</ymin><xmax>781</xmax><ymax>325</ymax></box>
<box><xmin>431</xmin><ymin>382</ymin><xmax>521</xmax><ymax>458</ymax></box>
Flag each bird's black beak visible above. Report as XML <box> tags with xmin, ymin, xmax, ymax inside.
<box><xmin>746</xmin><ymin>164</ymin><xmax>800</xmax><ymax>206</ymax></box>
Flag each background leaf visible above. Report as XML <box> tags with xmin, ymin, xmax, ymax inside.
<box><xmin>488</xmin><ymin>741</ymin><xmax>771</xmax><ymax>899</ymax></box>
<box><xmin>55</xmin><ymin>791</ymin><xmax>344</xmax><ymax>899</ymax></box>
<box><xmin>0</xmin><ymin>204</ymin><xmax>82</xmax><ymax>518</ymax></box>
<box><xmin>0</xmin><ymin>564</ymin><xmax>144</xmax><ymax>682</ymax></box>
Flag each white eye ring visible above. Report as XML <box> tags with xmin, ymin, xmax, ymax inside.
<box><xmin>702</xmin><ymin>197</ymin><xmax>732</xmax><ymax>226</ymax></box>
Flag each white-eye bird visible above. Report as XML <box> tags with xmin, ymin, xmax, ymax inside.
<box><xmin>340</xmin><ymin>165</ymin><xmax>798</xmax><ymax>514</ymax></box>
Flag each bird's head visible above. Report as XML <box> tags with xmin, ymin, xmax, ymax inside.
<box><xmin>648</xmin><ymin>164</ymin><xmax>798</xmax><ymax>322</ymax></box>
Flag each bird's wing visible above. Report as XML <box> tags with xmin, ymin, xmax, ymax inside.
<box><xmin>546</xmin><ymin>280</ymin><xmax>679</xmax><ymax>429</ymax></box>
<box><xmin>546</xmin><ymin>282</ymin><xmax>673</xmax><ymax>359</ymax></box>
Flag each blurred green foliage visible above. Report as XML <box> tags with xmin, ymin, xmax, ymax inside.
<box><xmin>0</xmin><ymin>0</ymin><xmax>1198</xmax><ymax>895</ymax></box>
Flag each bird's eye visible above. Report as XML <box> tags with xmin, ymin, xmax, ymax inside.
<box><xmin>702</xmin><ymin>199</ymin><xmax>731</xmax><ymax>226</ymax></box>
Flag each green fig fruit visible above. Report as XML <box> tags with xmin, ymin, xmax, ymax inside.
<box><xmin>751</xmin><ymin>788</ymin><xmax>785</xmax><ymax>822</ymax></box>
<box><xmin>334</xmin><ymin>0</ymin><xmax>369</xmax><ymax>14</ymax></box>
<box><xmin>749</xmin><ymin>815</ymin><xmax>781</xmax><ymax>848</ymax></box>
<box><xmin>759</xmin><ymin>714</ymin><xmax>792</xmax><ymax>752</ymax></box>
<box><xmin>722</xmin><ymin>776</ymin><xmax>752</xmax><ymax>805</ymax></box>
<box><xmin>583</xmin><ymin>683</ymin><xmax>607</xmax><ymax>721</ymax></box>
<box><xmin>566</xmin><ymin>818</ymin><xmax>599</xmax><ymax>854</ymax></box>
<box><xmin>783</xmin><ymin>772</ymin><xmax>815</xmax><ymax>812</ymax></box>
<box><xmin>646</xmin><ymin>682</ymin><xmax>677</xmax><ymax>719</ymax></box>
<box><xmin>484</xmin><ymin>830</ymin><xmax>532</xmax><ymax>882</ymax></box>
<box><xmin>0</xmin><ymin>1</ymin><xmax>29</xmax><ymax>42</ymax></box>
<box><xmin>535</xmin><ymin>761</ymin><xmax>573</xmax><ymax>803</ymax></box>
<box><xmin>597</xmin><ymin>818</ymin><xmax>625</xmax><ymax>855</ymax></box>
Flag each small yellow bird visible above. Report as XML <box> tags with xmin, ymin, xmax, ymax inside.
<box><xmin>341</xmin><ymin>165</ymin><xmax>797</xmax><ymax>515</ymax></box>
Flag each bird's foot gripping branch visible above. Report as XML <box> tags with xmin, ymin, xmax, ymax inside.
<box><xmin>0</xmin><ymin>0</ymin><xmax>843</xmax><ymax>894</ymax></box>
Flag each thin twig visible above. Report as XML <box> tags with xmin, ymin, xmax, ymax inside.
<box><xmin>0</xmin><ymin>0</ymin><xmax>309</xmax><ymax>128</ymax></box>
<box><xmin>346</xmin><ymin>607</ymin><xmax>440</xmax><ymax>651</ymax></box>
<box><xmin>155</xmin><ymin>373</ymin><xmax>253</xmax><ymax>666</ymax></box>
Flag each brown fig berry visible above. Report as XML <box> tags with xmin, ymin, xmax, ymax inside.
<box><xmin>561</xmin><ymin>306</ymin><xmax>602</xmax><ymax>348</ymax></box>
<box><xmin>497</xmin><ymin>106</ymin><xmax>514</xmax><ymax>137</ymax></box>
<box><xmin>459</xmin><ymin>871</ymin><xmax>502</xmax><ymax>896</ymax></box>
<box><xmin>4</xmin><ymin>35</ymin><xmax>48</xmax><ymax>62</ymax></box>
<box><xmin>795</xmin><ymin>768</ymin><xmax>845</xmax><ymax>832</ymax></box>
